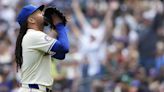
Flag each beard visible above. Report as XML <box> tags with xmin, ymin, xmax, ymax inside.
<box><xmin>36</xmin><ymin>20</ymin><xmax>44</xmax><ymax>30</ymax></box>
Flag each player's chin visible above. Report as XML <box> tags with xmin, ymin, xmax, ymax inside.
<box><xmin>40</xmin><ymin>21</ymin><xmax>45</xmax><ymax>26</ymax></box>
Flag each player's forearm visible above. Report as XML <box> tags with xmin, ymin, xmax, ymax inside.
<box><xmin>50</xmin><ymin>23</ymin><xmax>69</xmax><ymax>53</ymax></box>
<box><xmin>55</xmin><ymin>23</ymin><xmax>69</xmax><ymax>52</ymax></box>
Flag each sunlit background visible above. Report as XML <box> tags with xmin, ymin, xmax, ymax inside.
<box><xmin>0</xmin><ymin>0</ymin><xmax>164</xmax><ymax>92</ymax></box>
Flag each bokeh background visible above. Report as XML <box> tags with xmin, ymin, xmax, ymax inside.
<box><xmin>0</xmin><ymin>0</ymin><xmax>164</xmax><ymax>92</ymax></box>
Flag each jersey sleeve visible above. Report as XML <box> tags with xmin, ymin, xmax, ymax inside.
<box><xmin>29</xmin><ymin>31</ymin><xmax>57</xmax><ymax>54</ymax></box>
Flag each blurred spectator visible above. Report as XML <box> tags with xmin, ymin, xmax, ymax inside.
<box><xmin>156</xmin><ymin>41</ymin><xmax>164</xmax><ymax>71</ymax></box>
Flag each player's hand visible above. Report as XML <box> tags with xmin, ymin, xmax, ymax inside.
<box><xmin>51</xmin><ymin>14</ymin><xmax>63</xmax><ymax>25</ymax></box>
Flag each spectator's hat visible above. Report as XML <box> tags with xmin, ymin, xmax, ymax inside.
<box><xmin>17</xmin><ymin>4</ymin><xmax>44</xmax><ymax>26</ymax></box>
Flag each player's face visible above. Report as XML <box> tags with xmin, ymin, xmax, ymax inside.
<box><xmin>29</xmin><ymin>10</ymin><xmax>44</xmax><ymax>27</ymax></box>
<box><xmin>34</xmin><ymin>10</ymin><xmax>44</xmax><ymax>25</ymax></box>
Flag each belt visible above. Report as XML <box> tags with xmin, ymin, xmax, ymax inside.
<box><xmin>22</xmin><ymin>84</ymin><xmax>52</xmax><ymax>92</ymax></box>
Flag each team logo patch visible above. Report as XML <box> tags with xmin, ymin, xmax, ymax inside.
<box><xmin>44</xmin><ymin>35</ymin><xmax>52</xmax><ymax>41</ymax></box>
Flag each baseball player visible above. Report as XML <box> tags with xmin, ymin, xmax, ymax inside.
<box><xmin>15</xmin><ymin>4</ymin><xmax>69</xmax><ymax>92</ymax></box>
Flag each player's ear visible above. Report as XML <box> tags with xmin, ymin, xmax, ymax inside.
<box><xmin>27</xmin><ymin>16</ymin><xmax>35</xmax><ymax>24</ymax></box>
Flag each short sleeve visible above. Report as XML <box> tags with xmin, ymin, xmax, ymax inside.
<box><xmin>29</xmin><ymin>31</ymin><xmax>56</xmax><ymax>54</ymax></box>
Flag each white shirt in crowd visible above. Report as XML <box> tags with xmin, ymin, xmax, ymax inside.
<box><xmin>78</xmin><ymin>21</ymin><xmax>106</xmax><ymax>76</ymax></box>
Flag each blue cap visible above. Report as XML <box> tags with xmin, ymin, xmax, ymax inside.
<box><xmin>17</xmin><ymin>5</ymin><xmax>44</xmax><ymax>26</ymax></box>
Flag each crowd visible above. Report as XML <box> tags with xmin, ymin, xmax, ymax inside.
<box><xmin>0</xmin><ymin>0</ymin><xmax>164</xmax><ymax>92</ymax></box>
